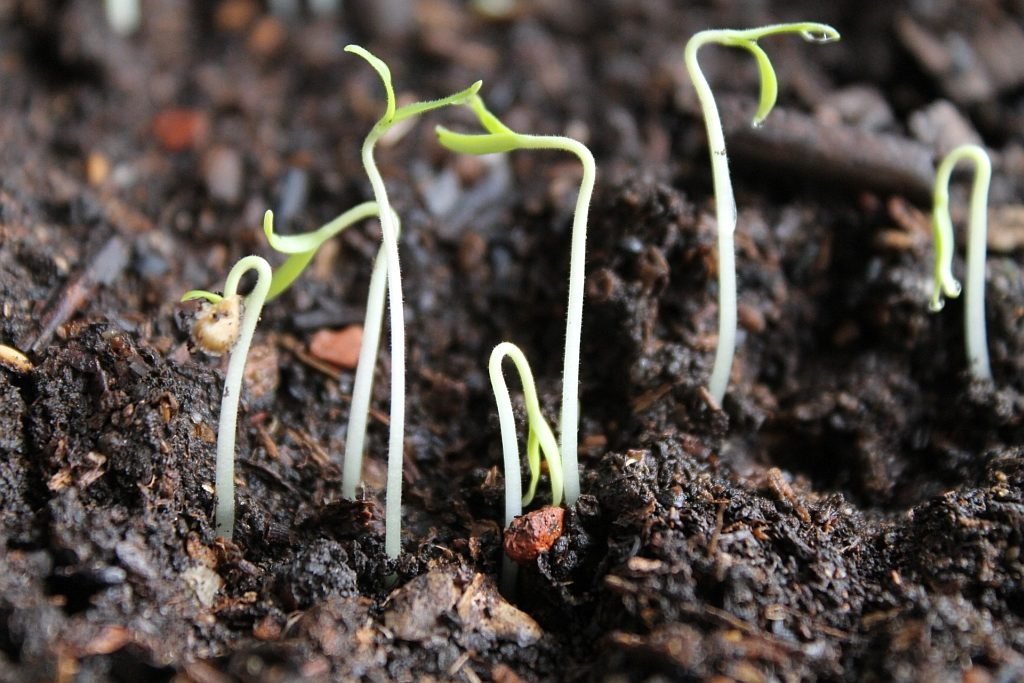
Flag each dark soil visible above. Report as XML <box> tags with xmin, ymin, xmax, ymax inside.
<box><xmin>2</xmin><ymin>1</ymin><xmax>1024</xmax><ymax>680</ymax></box>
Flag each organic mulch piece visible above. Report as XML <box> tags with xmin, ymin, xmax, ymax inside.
<box><xmin>309</xmin><ymin>326</ymin><xmax>363</xmax><ymax>369</ymax></box>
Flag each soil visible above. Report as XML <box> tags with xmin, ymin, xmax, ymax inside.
<box><xmin>2</xmin><ymin>1</ymin><xmax>1024</xmax><ymax>681</ymax></box>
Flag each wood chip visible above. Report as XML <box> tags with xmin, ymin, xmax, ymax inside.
<box><xmin>456</xmin><ymin>573</ymin><xmax>543</xmax><ymax>646</ymax></box>
<box><xmin>896</xmin><ymin>12</ymin><xmax>1024</xmax><ymax>106</ymax></box>
<box><xmin>720</xmin><ymin>97</ymin><xmax>935</xmax><ymax>201</ymax></box>
<box><xmin>309</xmin><ymin>326</ymin><xmax>363</xmax><ymax>369</ymax></box>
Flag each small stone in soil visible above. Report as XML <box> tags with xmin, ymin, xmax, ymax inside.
<box><xmin>503</xmin><ymin>506</ymin><xmax>566</xmax><ymax>564</ymax></box>
<box><xmin>202</xmin><ymin>146</ymin><xmax>244</xmax><ymax>205</ymax></box>
<box><xmin>152</xmin><ymin>109</ymin><xmax>208</xmax><ymax>152</ymax></box>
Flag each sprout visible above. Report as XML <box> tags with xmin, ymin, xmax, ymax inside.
<box><xmin>261</xmin><ymin>205</ymin><xmax>402</xmax><ymax>500</ymax></box>
<box><xmin>488</xmin><ymin>342</ymin><xmax>563</xmax><ymax>595</ymax></box>
<box><xmin>346</xmin><ymin>44</ymin><xmax>482</xmax><ymax>559</ymax></box>
<box><xmin>437</xmin><ymin>94</ymin><xmax>594</xmax><ymax>507</ymax></box>
<box><xmin>183</xmin><ymin>256</ymin><xmax>273</xmax><ymax>539</ymax></box>
<box><xmin>929</xmin><ymin>144</ymin><xmax>993</xmax><ymax>382</ymax></box>
<box><xmin>684</xmin><ymin>23</ymin><xmax>840</xmax><ymax>405</ymax></box>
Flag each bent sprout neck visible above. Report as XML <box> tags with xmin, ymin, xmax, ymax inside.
<box><xmin>684</xmin><ymin>22</ymin><xmax>839</xmax><ymax>405</ymax></box>
<box><xmin>436</xmin><ymin>95</ymin><xmax>595</xmax><ymax>507</ymax></box>
<box><xmin>488</xmin><ymin>342</ymin><xmax>563</xmax><ymax>596</ymax></box>
<box><xmin>358</xmin><ymin>126</ymin><xmax>408</xmax><ymax>561</ymax></box>
<box><xmin>183</xmin><ymin>255</ymin><xmax>273</xmax><ymax>540</ymax></box>
<box><xmin>929</xmin><ymin>144</ymin><xmax>993</xmax><ymax>382</ymax></box>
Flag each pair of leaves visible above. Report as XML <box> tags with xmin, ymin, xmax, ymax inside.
<box><xmin>691</xmin><ymin>22</ymin><xmax>839</xmax><ymax>127</ymax></box>
<box><xmin>183</xmin><ymin>46</ymin><xmax>480</xmax><ymax>307</ymax></box>
<box><xmin>489</xmin><ymin>343</ymin><xmax>564</xmax><ymax>507</ymax></box>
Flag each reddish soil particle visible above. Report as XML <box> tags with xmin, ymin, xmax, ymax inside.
<box><xmin>504</xmin><ymin>506</ymin><xmax>566</xmax><ymax>564</ymax></box>
<box><xmin>308</xmin><ymin>325</ymin><xmax>364</xmax><ymax>370</ymax></box>
<box><xmin>152</xmin><ymin>108</ymin><xmax>209</xmax><ymax>152</ymax></box>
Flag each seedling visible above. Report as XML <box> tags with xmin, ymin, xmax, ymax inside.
<box><xmin>261</xmin><ymin>204</ymin><xmax>401</xmax><ymax>500</ymax></box>
<box><xmin>437</xmin><ymin>94</ymin><xmax>594</xmax><ymax>506</ymax></box>
<box><xmin>183</xmin><ymin>255</ymin><xmax>273</xmax><ymax>539</ymax></box>
<box><xmin>684</xmin><ymin>23</ymin><xmax>840</xmax><ymax>404</ymax></box>
<box><xmin>488</xmin><ymin>342</ymin><xmax>563</xmax><ymax>594</ymax></box>
<box><xmin>346</xmin><ymin>44</ymin><xmax>482</xmax><ymax>559</ymax></box>
<box><xmin>929</xmin><ymin>144</ymin><xmax>993</xmax><ymax>382</ymax></box>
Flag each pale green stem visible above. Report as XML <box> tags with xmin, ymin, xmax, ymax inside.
<box><xmin>339</xmin><ymin>209</ymin><xmax>403</xmax><ymax>502</ymax></box>
<box><xmin>558</xmin><ymin>139</ymin><xmax>593</xmax><ymax>507</ymax></box>
<box><xmin>489</xmin><ymin>342</ymin><xmax>564</xmax><ymax>525</ymax></box>
<box><xmin>930</xmin><ymin>144</ymin><xmax>992</xmax><ymax>381</ymax></box>
<box><xmin>494</xmin><ymin>136</ymin><xmax>592</xmax><ymax>505</ymax></box>
<box><xmin>214</xmin><ymin>256</ymin><xmax>272</xmax><ymax>539</ymax></box>
<box><xmin>686</xmin><ymin>33</ymin><xmax>745</xmax><ymax>406</ymax></box>
<box><xmin>341</xmin><ymin>243</ymin><xmax>390</xmax><ymax>499</ymax></box>
<box><xmin>360</xmin><ymin>129</ymin><xmax>407</xmax><ymax>559</ymax></box>
<box><xmin>437</xmin><ymin>100</ymin><xmax>593</xmax><ymax>506</ymax></box>
<box><xmin>262</xmin><ymin>202</ymin><xmax>398</xmax><ymax>499</ymax></box>
<box><xmin>684</xmin><ymin>24</ymin><xmax>839</xmax><ymax>405</ymax></box>
<box><xmin>506</xmin><ymin>137</ymin><xmax>594</xmax><ymax>507</ymax></box>
<box><xmin>344</xmin><ymin>44</ymin><xmax>480</xmax><ymax>558</ymax></box>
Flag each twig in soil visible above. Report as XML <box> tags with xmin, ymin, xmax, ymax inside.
<box><xmin>684</xmin><ymin>23</ymin><xmax>839</xmax><ymax>405</ymax></box>
<box><xmin>238</xmin><ymin>458</ymin><xmax>301</xmax><ymax>499</ymax></box>
<box><xmin>30</xmin><ymin>235</ymin><xmax>130</xmax><ymax>354</ymax></box>
<box><xmin>630</xmin><ymin>382</ymin><xmax>674</xmax><ymax>414</ymax></box>
<box><xmin>765</xmin><ymin>467</ymin><xmax>811</xmax><ymax>524</ymax></box>
<box><xmin>928</xmin><ymin>144</ymin><xmax>993</xmax><ymax>382</ymax></box>
<box><xmin>182</xmin><ymin>256</ymin><xmax>273</xmax><ymax>539</ymax></box>
<box><xmin>438</xmin><ymin>93</ymin><xmax>595</xmax><ymax>507</ymax></box>
<box><xmin>707</xmin><ymin>500</ymin><xmax>727</xmax><ymax>556</ymax></box>
<box><xmin>345</xmin><ymin>44</ymin><xmax>481</xmax><ymax>560</ymax></box>
<box><xmin>720</xmin><ymin>99</ymin><xmax>935</xmax><ymax>200</ymax></box>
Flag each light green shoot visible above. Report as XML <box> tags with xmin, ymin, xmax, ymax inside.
<box><xmin>262</xmin><ymin>206</ymin><xmax>402</xmax><ymax>499</ymax></box>
<box><xmin>488</xmin><ymin>342</ymin><xmax>563</xmax><ymax>595</ymax></box>
<box><xmin>262</xmin><ymin>203</ymin><xmax>394</xmax><ymax>301</ymax></box>
<box><xmin>489</xmin><ymin>342</ymin><xmax>564</xmax><ymax>521</ymax></box>
<box><xmin>684</xmin><ymin>23</ymin><xmax>840</xmax><ymax>405</ymax></box>
<box><xmin>929</xmin><ymin>144</ymin><xmax>993</xmax><ymax>382</ymax></box>
<box><xmin>437</xmin><ymin>94</ymin><xmax>595</xmax><ymax>507</ymax></box>
<box><xmin>346</xmin><ymin>44</ymin><xmax>482</xmax><ymax>559</ymax></box>
<box><xmin>182</xmin><ymin>255</ymin><xmax>273</xmax><ymax>539</ymax></box>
